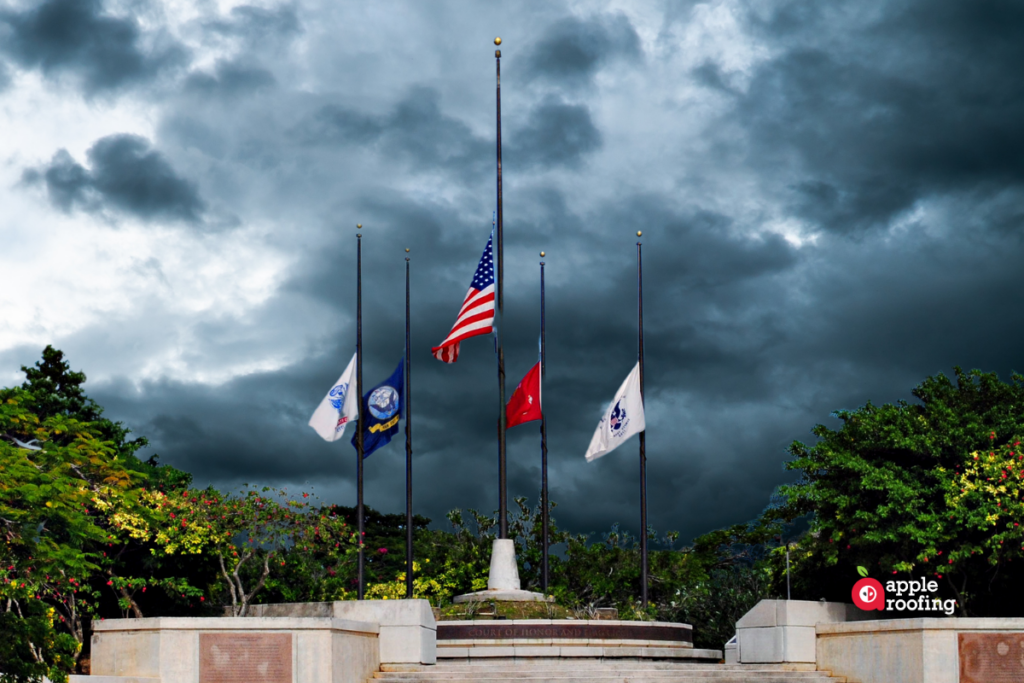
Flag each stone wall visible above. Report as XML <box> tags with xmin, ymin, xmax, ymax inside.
<box><xmin>247</xmin><ymin>599</ymin><xmax>436</xmax><ymax>664</ymax></box>
<box><xmin>817</xmin><ymin>617</ymin><xmax>1024</xmax><ymax>683</ymax></box>
<box><xmin>78</xmin><ymin>616</ymin><xmax>379</xmax><ymax>683</ymax></box>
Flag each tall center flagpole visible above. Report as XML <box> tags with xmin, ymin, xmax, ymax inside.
<box><xmin>495</xmin><ymin>37</ymin><xmax>508</xmax><ymax>539</ymax></box>
<box><xmin>405</xmin><ymin>248</ymin><xmax>414</xmax><ymax>600</ymax></box>
<box><xmin>356</xmin><ymin>225</ymin><xmax>365</xmax><ymax>600</ymax></box>
<box><xmin>539</xmin><ymin>252</ymin><xmax>549</xmax><ymax>592</ymax></box>
<box><xmin>637</xmin><ymin>231</ymin><xmax>647</xmax><ymax>608</ymax></box>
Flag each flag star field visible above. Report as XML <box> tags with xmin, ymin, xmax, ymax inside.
<box><xmin>473</xmin><ymin>239</ymin><xmax>494</xmax><ymax>291</ymax></box>
<box><xmin>1</xmin><ymin>0</ymin><xmax>1023</xmax><ymax>543</ymax></box>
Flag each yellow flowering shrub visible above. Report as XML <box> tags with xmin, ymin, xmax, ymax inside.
<box><xmin>365</xmin><ymin>557</ymin><xmax>487</xmax><ymax>605</ymax></box>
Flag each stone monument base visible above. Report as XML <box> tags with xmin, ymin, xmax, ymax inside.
<box><xmin>452</xmin><ymin>538</ymin><xmax>552</xmax><ymax>603</ymax></box>
<box><xmin>452</xmin><ymin>588</ymin><xmax>553</xmax><ymax>603</ymax></box>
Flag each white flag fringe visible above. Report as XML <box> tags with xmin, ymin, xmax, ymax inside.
<box><xmin>309</xmin><ymin>353</ymin><xmax>360</xmax><ymax>442</ymax></box>
<box><xmin>584</xmin><ymin>362</ymin><xmax>645</xmax><ymax>462</ymax></box>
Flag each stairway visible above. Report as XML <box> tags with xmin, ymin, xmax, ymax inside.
<box><xmin>373</xmin><ymin>660</ymin><xmax>846</xmax><ymax>683</ymax></box>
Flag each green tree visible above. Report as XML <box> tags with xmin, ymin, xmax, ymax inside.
<box><xmin>1</xmin><ymin>387</ymin><xmax>139</xmax><ymax>680</ymax></box>
<box><xmin>140</xmin><ymin>486</ymin><xmax>361</xmax><ymax>616</ymax></box>
<box><xmin>324</xmin><ymin>504</ymin><xmax>433</xmax><ymax>588</ymax></box>
<box><xmin>0</xmin><ymin>604</ymin><xmax>78</xmax><ymax>683</ymax></box>
<box><xmin>363</xmin><ymin>507</ymin><xmax>494</xmax><ymax>604</ymax></box>
<box><xmin>659</xmin><ymin>522</ymin><xmax>780</xmax><ymax>649</ymax></box>
<box><xmin>773</xmin><ymin>367</ymin><xmax>1024</xmax><ymax>615</ymax></box>
<box><xmin>18</xmin><ymin>346</ymin><xmax>191</xmax><ymax>491</ymax></box>
<box><xmin>1</xmin><ymin>348</ymin><xmax>205</xmax><ymax>680</ymax></box>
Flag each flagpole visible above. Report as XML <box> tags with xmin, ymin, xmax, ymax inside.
<box><xmin>405</xmin><ymin>248</ymin><xmax>414</xmax><ymax>599</ymax></box>
<box><xmin>539</xmin><ymin>252</ymin><xmax>549</xmax><ymax>592</ymax></box>
<box><xmin>495</xmin><ymin>37</ymin><xmax>508</xmax><ymax>539</ymax></box>
<box><xmin>637</xmin><ymin>231</ymin><xmax>647</xmax><ymax>608</ymax></box>
<box><xmin>356</xmin><ymin>225</ymin><xmax>365</xmax><ymax>600</ymax></box>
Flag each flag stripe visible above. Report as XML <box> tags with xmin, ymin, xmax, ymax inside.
<box><xmin>432</xmin><ymin>343</ymin><xmax>460</xmax><ymax>363</ymax></box>
<box><xmin>442</xmin><ymin>321</ymin><xmax>493</xmax><ymax>346</ymax></box>
<box><xmin>432</xmin><ymin>233</ymin><xmax>495</xmax><ymax>364</ymax></box>
<box><xmin>455</xmin><ymin>287</ymin><xmax>494</xmax><ymax>318</ymax></box>
<box><xmin>441</xmin><ymin>310</ymin><xmax>495</xmax><ymax>342</ymax></box>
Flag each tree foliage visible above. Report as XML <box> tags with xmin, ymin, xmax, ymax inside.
<box><xmin>773</xmin><ymin>367</ymin><xmax>1024</xmax><ymax>614</ymax></box>
<box><xmin>1</xmin><ymin>386</ymin><xmax>139</xmax><ymax>680</ymax></box>
<box><xmin>140</xmin><ymin>486</ymin><xmax>361</xmax><ymax>616</ymax></box>
<box><xmin>0</xmin><ymin>349</ymin><xmax>363</xmax><ymax>680</ymax></box>
<box><xmin>17</xmin><ymin>346</ymin><xmax>190</xmax><ymax>490</ymax></box>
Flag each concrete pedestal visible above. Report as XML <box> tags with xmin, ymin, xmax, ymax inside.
<box><xmin>735</xmin><ymin>599</ymin><xmax>869</xmax><ymax>663</ymax></box>
<box><xmin>331</xmin><ymin>600</ymin><xmax>436</xmax><ymax>665</ymax></box>
<box><xmin>487</xmin><ymin>539</ymin><xmax>520</xmax><ymax>590</ymax></box>
<box><xmin>453</xmin><ymin>539</ymin><xmax>552</xmax><ymax>603</ymax></box>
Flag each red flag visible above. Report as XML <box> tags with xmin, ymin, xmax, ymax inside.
<box><xmin>506</xmin><ymin>362</ymin><xmax>542</xmax><ymax>429</ymax></box>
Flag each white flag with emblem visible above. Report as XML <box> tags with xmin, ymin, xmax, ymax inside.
<box><xmin>584</xmin><ymin>362</ymin><xmax>646</xmax><ymax>462</ymax></box>
<box><xmin>309</xmin><ymin>353</ymin><xmax>360</xmax><ymax>442</ymax></box>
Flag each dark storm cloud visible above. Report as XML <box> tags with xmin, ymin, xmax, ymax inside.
<box><xmin>26</xmin><ymin>134</ymin><xmax>205</xmax><ymax>223</ymax></box>
<box><xmin>0</xmin><ymin>0</ymin><xmax>185</xmax><ymax>94</ymax></box>
<box><xmin>297</xmin><ymin>87</ymin><xmax>490</xmax><ymax>176</ymax></box>
<box><xmin>692</xmin><ymin>61</ymin><xmax>737</xmax><ymax>95</ymax></box>
<box><xmin>508</xmin><ymin>97</ymin><xmax>601</xmax><ymax>169</ymax></box>
<box><xmin>204</xmin><ymin>4</ymin><xmax>301</xmax><ymax>43</ymax></box>
<box><xmin>737</xmin><ymin>0</ymin><xmax>1024</xmax><ymax>233</ymax></box>
<box><xmin>297</xmin><ymin>90</ymin><xmax>600</xmax><ymax>175</ymax></box>
<box><xmin>97</xmin><ymin>372</ymin><xmax>334</xmax><ymax>483</ymax></box>
<box><xmin>15</xmin><ymin>0</ymin><xmax>1024</xmax><ymax>549</ymax></box>
<box><xmin>524</xmin><ymin>13</ymin><xmax>641</xmax><ymax>86</ymax></box>
<box><xmin>184</xmin><ymin>59</ymin><xmax>276</xmax><ymax>98</ymax></box>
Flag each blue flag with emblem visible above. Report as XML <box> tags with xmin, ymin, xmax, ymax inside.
<box><xmin>352</xmin><ymin>358</ymin><xmax>404</xmax><ymax>458</ymax></box>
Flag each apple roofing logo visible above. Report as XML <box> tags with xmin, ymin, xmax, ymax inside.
<box><xmin>852</xmin><ymin>566</ymin><xmax>885</xmax><ymax>611</ymax></box>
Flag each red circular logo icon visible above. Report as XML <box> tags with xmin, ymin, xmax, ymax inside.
<box><xmin>852</xmin><ymin>577</ymin><xmax>885</xmax><ymax>610</ymax></box>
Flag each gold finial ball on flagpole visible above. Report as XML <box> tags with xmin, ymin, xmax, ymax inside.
<box><xmin>540</xmin><ymin>251</ymin><xmax>545</xmax><ymax>257</ymax></box>
<box><xmin>405</xmin><ymin>248</ymin><xmax>410</xmax><ymax>253</ymax></box>
<box><xmin>637</xmin><ymin>231</ymin><xmax>642</xmax><ymax>237</ymax></box>
<box><xmin>494</xmin><ymin>37</ymin><xmax>502</xmax><ymax>45</ymax></box>
<box><xmin>357</xmin><ymin>224</ymin><xmax>362</xmax><ymax>228</ymax></box>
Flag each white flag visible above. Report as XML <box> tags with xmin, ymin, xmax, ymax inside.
<box><xmin>309</xmin><ymin>353</ymin><xmax>359</xmax><ymax>442</ymax></box>
<box><xmin>584</xmin><ymin>362</ymin><xmax>646</xmax><ymax>462</ymax></box>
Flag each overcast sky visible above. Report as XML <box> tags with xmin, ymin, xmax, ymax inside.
<box><xmin>2</xmin><ymin>0</ymin><xmax>1023</xmax><ymax>545</ymax></box>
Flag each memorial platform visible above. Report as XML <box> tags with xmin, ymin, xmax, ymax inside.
<box><xmin>435</xmin><ymin>618</ymin><xmax>720</xmax><ymax>661</ymax></box>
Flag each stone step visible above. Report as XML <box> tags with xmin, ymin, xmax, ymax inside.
<box><xmin>382</xmin><ymin>663</ymin><xmax>820</xmax><ymax>672</ymax></box>
<box><xmin>375</xmin><ymin>674</ymin><xmax>838</xmax><ymax>679</ymax></box>
<box><xmin>383</xmin><ymin>669</ymin><xmax>816</xmax><ymax>673</ymax></box>
<box><xmin>373</xmin><ymin>676</ymin><xmax>842</xmax><ymax>683</ymax></box>
<box><xmin>372</xmin><ymin>662</ymin><xmax>846</xmax><ymax>683</ymax></box>
<box><xmin>377</xmin><ymin>672</ymin><xmax>832</xmax><ymax>678</ymax></box>
<box><xmin>437</xmin><ymin>647</ymin><xmax>721</xmax><ymax>660</ymax></box>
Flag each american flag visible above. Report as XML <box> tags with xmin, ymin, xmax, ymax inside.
<box><xmin>432</xmin><ymin>234</ymin><xmax>495</xmax><ymax>363</ymax></box>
